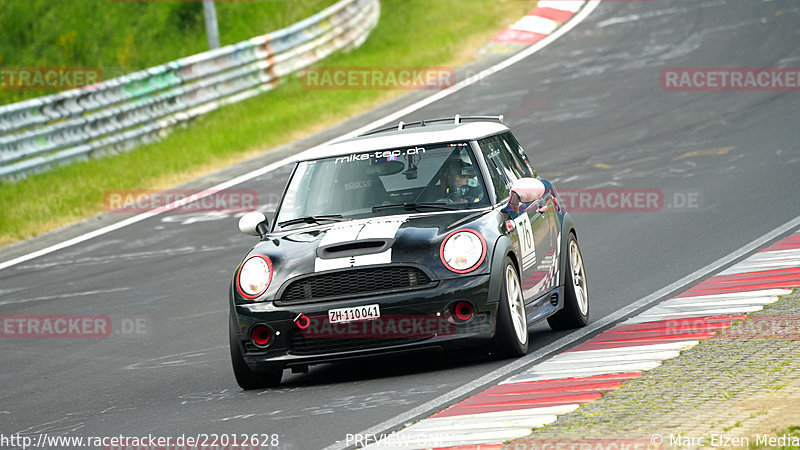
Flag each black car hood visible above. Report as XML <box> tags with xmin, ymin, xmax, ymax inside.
<box><xmin>244</xmin><ymin>209</ymin><xmax>499</xmax><ymax>301</ymax></box>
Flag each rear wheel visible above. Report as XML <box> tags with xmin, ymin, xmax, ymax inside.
<box><xmin>547</xmin><ymin>233</ymin><xmax>589</xmax><ymax>330</ymax></box>
<box><xmin>229</xmin><ymin>312</ymin><xmax>282</xmax><ymax>389</ymax></box>
<box><xmin>491</xmin><ymin>255</ymin><xmax>529</xmax><ymax>357</ymax></box>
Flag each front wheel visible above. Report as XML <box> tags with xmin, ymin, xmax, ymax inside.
<box><xmin>491</xmin><ymin>255</ymin><xmax>529</xmax><ymax>357</ymax></box>
<box><xmin>547</xmin><ymin>233</ymin><xmax>589</xmax><ymax>330</ymax></box>
<box><xmin>229</xmin><ymin>312</ymin><xmax>282</xmax><ymax>390</ymax></box>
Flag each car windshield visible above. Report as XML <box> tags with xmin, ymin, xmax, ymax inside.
<box><xmin>275</xmin><ymin>142</ymin><xmax>490</xmax><ymax>229</ymax></box>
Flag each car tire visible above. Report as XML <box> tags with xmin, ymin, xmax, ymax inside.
<box><xmin>491</xmin><ymin>255</ymin><xmax>529</xmax><ymax>357</ymax></box>
<box><xmin>229</xmin><ymin>312</ymin><xmax>283</xmax><ymax>390</ymax></box>
<box><xmin>547</xmin><ymin>233</ymin><xmax>589</xmax><ymax>330</ymax></box>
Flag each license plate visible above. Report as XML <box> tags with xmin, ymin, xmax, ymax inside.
<box><xmin>328</xmin><ymin>304</ymin><xmax>381</xmax><ymax>324</ymax></box>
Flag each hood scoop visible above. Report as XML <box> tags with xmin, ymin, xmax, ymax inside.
<box><xmin>317</xmin><ymin>238</ymin><xmax>394</xmax><ymax>259</ymax></box>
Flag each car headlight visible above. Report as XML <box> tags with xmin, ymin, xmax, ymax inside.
<box><xmin>440</xmin><ymin>229</ymin><xmax>487</xmax><ymax>273</ymax></box>
<box><xmin>237</xmin><ymin>255</ymin><xmax>273</xmax><ymax>299</ymax></box>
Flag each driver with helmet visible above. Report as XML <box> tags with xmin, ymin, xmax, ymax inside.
<box><xmin>440</xmin><ymin>152</ymin><xmax>483</xmax><ymax>203</ymax></box>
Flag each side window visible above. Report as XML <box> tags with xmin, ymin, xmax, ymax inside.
<box><xmin>478</xmin><ymin>136</ymin><xmax>516</xmax><ymax>201</ymax></box>
<box><xmin>501</xmin><ymin>132</ymin><xmax>537</xmax><ymax>178</ymax></box>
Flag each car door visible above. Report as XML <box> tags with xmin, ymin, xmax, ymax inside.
<box><xmin>477</xmin><ymin>135</ymin><xmax>555</xmax><ymax>304</ymax></box>
<box><xmin>500</xmin><ymin>132</ymin><xmax>560</xmax><ymax>293</ymax></box>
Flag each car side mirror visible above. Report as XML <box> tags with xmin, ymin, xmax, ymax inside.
<box><xmin>508</xmin><ymin>178</ymin><xmax>545</xmax><ymax>213</ymax></box>
<box><xmin>239</xmin><ymin>211</ymin><xmax>269</xmax><ymax>238</ymax></box>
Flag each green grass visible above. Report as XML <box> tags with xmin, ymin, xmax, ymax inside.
<box><xmin>0</xmin><ymin>0</ymin><xmax>533</xmax><ymax>246</ymax></box>
<box><xmin>0</xmin><ymin>0</ymin><xmax>338</xmax><ymax>103</ymax></box>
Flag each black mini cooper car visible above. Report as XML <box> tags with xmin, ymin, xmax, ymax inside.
<box><xmin>229</xmin><ymin>116</ymin><xmax>588</xmax><ymax>389</ymax></box>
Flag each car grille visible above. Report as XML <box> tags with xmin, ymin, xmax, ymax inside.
<box><xmin>279</xmin><ymin>266</ymin><xmax>434</xmax><ymax>304</ymax></box>
<box><xmin>289</xmin><ymin>333</ymin><xmax>432</xmax><ymax>355</ymax></box>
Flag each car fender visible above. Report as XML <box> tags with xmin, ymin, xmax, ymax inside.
<box><xmin>228</xmin><ymin>279</ymin><xmax>242</xmax><ymax>335</ymax></box>
<box><xmin>487</xmin><ymin>235</ymin><xmax>517</xmax><ymax>304</ymax></box>
<box><xmin>558</xmin><ymin>212</ymin><xmax>576</xmax><ymax>287</ymax></box>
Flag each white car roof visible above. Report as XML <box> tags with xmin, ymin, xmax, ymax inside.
<box><xmin>300</xmin><ymin>122</ymin><xmax>510</xmax><ymax>161</ymax></box>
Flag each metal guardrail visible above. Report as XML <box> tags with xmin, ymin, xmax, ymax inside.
<box><xmin>0</xmin><ymin>0</ymin><xmax>380</xmax><ymax>181</ymax></box>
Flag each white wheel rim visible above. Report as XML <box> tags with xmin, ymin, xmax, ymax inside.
<box><xmin>505</xmin><ymin>265</ymin><xmax>528</xmax><ymax>345</ymax></box>
<box><xmin>570</xmin><ymin>240</ymin><xmax>589</xmax><ymax>315</ymax></box>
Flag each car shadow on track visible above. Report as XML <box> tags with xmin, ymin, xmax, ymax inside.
<box><xmin>275</xmin><ymin>326</ymin><xmax>564</xmax><ymax>388</ymax></box>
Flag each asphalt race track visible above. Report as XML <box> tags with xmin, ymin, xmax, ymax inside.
<box><xmin>1</xmin><ymin>0</ymin><xmax>799</xmax><ymax>449</ymax></box>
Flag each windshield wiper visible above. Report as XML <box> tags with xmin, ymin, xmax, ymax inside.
<box><xmin>278</xmin><ymin>215</ymin><xmax>345</xmax><ymax>227</ymax></box>
<box><xmin>372</xmin><ymin>202</ymin><xmax>457</xmax><ymax>212</ymax></box>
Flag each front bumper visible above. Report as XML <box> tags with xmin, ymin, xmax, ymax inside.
<box><xmin>231</xmin><ymin>274</ymin><xmax>496</xmax><ymax>370</ymax></box>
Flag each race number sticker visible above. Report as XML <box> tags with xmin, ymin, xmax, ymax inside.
<box><xmin>514</xmin><ymin>213</ymin><xmax>536</xmax><ymax>270</ymax></box>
